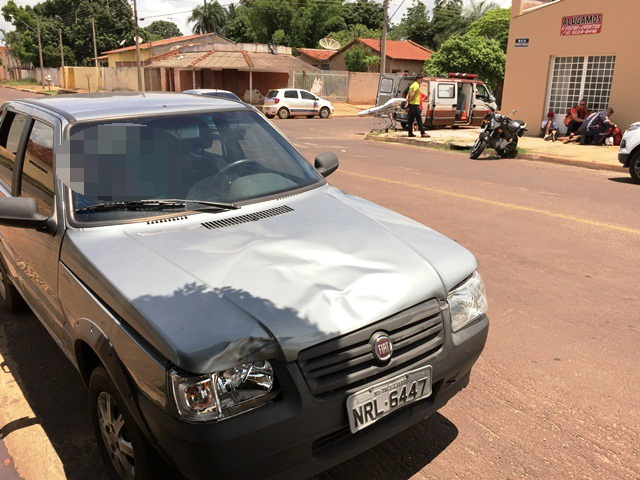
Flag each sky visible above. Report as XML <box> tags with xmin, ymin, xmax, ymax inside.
<box><xmin>0</xmin><ymin>0</ymin><xmax>513</xmax><ymax>46</ymax></box>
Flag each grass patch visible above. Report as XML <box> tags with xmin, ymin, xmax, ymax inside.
<box><xmin>0</xmin><ymin>79</ymin><xmax>39</xmax><ymax>86</ymax></box>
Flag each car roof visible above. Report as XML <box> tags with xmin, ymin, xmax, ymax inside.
<box><xmin>15</xmin><ymin>92</ymin><xmax>250</xmax><ymax>123</ymax></box>
<box><xmin>182</xmin><ymin>89</ymin><xmax>234</xmax><ymax>95</ymax></box>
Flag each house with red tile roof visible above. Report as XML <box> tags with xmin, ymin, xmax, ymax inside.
<box><xmin>101</xmin><ymin>32</ymin><xmax>232</xmax><ymax>67</ymax></box>
<box><xmin>296</xmin><ymin>48</ymin><xmax>336</xmax><ymax>69</ymax></box>
<box><xmin>328</xmin><ymin>38</ymin><xmax>434</xmax><ymax>73</ymax></box>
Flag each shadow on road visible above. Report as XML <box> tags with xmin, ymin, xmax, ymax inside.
<box><xmin>0</xmin><ymin>310</ymin><xmax>106</xmax><ymax>480</ymax></box>
<box><xmin>318</xmin><ymin>412</ymin><xmax>458</xmax><ymax>480</ymax></box>
<box><xmin>608</xmin><ymin>177</ymin><xmax>637</xmax><ymax>185</ymax></box>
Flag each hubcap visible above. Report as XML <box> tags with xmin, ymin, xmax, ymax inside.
<box><xmin>97</xmin><ymin>391</ymin><xmax>135</xmax><ymax>480</ymax></box>
<box><xmin>634</xmin><ymin>160</ymin><xmax>640</xmax><ymax>178</ymax></box>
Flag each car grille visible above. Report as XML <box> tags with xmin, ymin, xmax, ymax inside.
<box><xmin>298</xmin><ymin>300</ymin><xmax>445</xmax><ymax>397</ymax></box>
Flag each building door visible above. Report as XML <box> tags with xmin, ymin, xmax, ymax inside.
<box><xmin>546</xmin><ymin>55</ymin><xmax>616</xmax><ymax>133</ymax></box>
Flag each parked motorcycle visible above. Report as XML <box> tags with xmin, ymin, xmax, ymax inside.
<box><xmin>470</xmin><ymin>104</ymin><xmax>527</xmax><ymax>159</ymax></box>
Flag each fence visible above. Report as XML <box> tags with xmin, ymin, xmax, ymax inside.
<box><xmin>293</xmin><ymin>71</ymin><xmax>349</xmax><ymax>101</ymax></box>
<box><xmin>292</xmin><ymin>71</ymin><xmax>379</xmax><ymax>104</ymax></box>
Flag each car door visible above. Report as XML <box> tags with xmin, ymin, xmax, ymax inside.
<box><xmin>433</xmin><ymin>81</ymin><xmax>457</xmax><ymax>125</ymax></box>
<box><xmin>376</xmin><ymin>74</ymin><xmax>398</xmax><ymax>107</ymax></box>
<box><xmin>472</xmin><ymin>83</ymin><xmax>493</xmax><ymax>126</ymax></box>
<box><xmin>0</xmin><ymin>107</ymin><xmax>30</xmax><ymax>291</ymax></box>
<box><xmin>299</xmin><ymin>90</ymin><xmax>319</xmax><ymax>115</ymax></box>
<box><xmin>283</xmin><ymin>90</ymin><xmax>301</xmax><ymax>116</ymax></box>
<box><xmin>10</xmin><ymin>111</ymin><xmax>70</xmax><ymax>351</ymax></box>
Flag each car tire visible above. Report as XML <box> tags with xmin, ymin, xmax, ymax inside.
<box><xmin>319</xmin><ymin>107</ymin><xmax>330</xmax><ymax>119</ymax></box>
<box><xmin>629</xmin><ymin>151</ymin><xmax>640</xmax><ymax>184</ymax></box>
<box><xmin>265</xmin><ymin>114</ymin><xmax>275</xmax><ymax>119</ymax></box>
<box><xmin>0</xmin><ymin>262</ymin><xmax>27</xmax><ymax>313</ymax></box>
<box><xmin>89</xmin><ymin>366</ymin><xmax>166</xmax><ymax>480</ymax></box>
<box><xmin>277</xmin><ymin>108</ymin><xmax>290</xmax><ymax>119</ymax></box>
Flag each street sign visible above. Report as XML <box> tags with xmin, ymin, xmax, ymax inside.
<box><xmin>561</xmin><ymin>13</ymin><xmax>603</xmax><ymax>36</ymax></box>
<box><xmin>515</xmin><ymin>38</ymin><xmax>530</xmax><ymax>47</ymax></box>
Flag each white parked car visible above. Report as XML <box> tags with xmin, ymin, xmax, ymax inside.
<box><xmin>618</xmin><ymin>122</ymin><xmax>640</xmax><ymax>183</ymax></box>
<box><xmin>263</xmin><ymin>89</ymin><xmax>334</xmax><ymax>119</ymax></box>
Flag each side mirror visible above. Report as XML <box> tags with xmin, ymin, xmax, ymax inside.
<box><xmin>489</xmin><ymin>95</ymin><xmax>496</xmax><ymax>103</ymax></box>
<box><xmin>314</xmin><ymin>152</ymin><xmax>339</xmax><ymax>178</ymax></box>
<box><xmin>0</xmin><ymin>197</ymin><xmax>49</xmax><ymax>229</ymax></box>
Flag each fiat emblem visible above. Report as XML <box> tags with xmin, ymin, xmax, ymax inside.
<box><xmin>372</xmin><ymin>333</ymin><xmax>393</xmax><ymax>362</ymax></box>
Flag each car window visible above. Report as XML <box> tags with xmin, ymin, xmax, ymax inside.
<box><xmin>300</xmin><ymin>91</ymin><xmax>316</xmax><ymax>100</ymax></box>
<box><xmin>438</xmin><ymin>83</ymin><xmax>456</xmax><ymax>99</ymax></box>
<box><xmin>0</xmin><ymin>110</ymin><xmax>29</xmax><ymax>191</ymax></box>
<box><xmin>67</xmin><ymin>110</ymin><xmax>323</xmax><ymax>223</ymax></box>
<box><xmin>21</xmin><ymin>120</ymin><xmax>55</xmax><ymax>217</ymax></box>
<box><xmin>379</xmin><ymin>78</ymin><xmax>394</xmax><ymax>94</ymax></box>
<box><xmin>284</xmin><ymin>90</ymin><xmax>299</xmax><ymax>99</ymax></box>
<box><xmin>475</xmin><ymin>84</ymin><xmax>490</xmax><ymax>102</ymax></box>
<box><xmin>265</xmin><ymin>90</ymin><xmax>278</xmax><ymax>98</ymax></box>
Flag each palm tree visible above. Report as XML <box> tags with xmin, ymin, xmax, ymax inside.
<box><xmin>464</xmin><ymin>0</ymin><xmax>499</xmax><ymax>21</ymax></box>
<box><xmin>189</xmin><ymin>1</ymin><xmax>228</xmax><ymax>34</ymax></box>
<box><xmin>435</xmin><ymin>0</ymin><xmax>463</xmax><ymax>9</ymax></box>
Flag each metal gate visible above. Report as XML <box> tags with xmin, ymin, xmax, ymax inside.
<box><xmin>293</xmin><ymin>71</ymin><xmax>348</xmax><ymax>101</ymax></box>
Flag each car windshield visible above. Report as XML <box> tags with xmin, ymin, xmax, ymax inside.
<box><xmin>265</xmin><ymin>90</ymin><xmax>278</xmax><ymax>98</ymax></box>
<box><xmin>67</xmin><ymin>110</ymin><xmax>323</xmax><ymax>223</ymax></box>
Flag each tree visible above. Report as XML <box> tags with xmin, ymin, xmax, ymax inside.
<box><xmin>2</xmin><ymin>0</ymin><xmax>135</xmax><ymax>66</ymax></box>
<box><xmin>424</xmin><ymin>2</ymin><xmax>469</xmax><ymax>50</ymax></box>
<box><xmin>145</xmin><ymin>20</ymin><xmax>182</xmax><ymax>40</ymax></box>
<box><xmin>464</xmin><ymin>0</ymin><xmax>499</xmax><ymax>22</ymax></box>
<box><xmin>468</xmin><ymin>8</ymin><xmax>510</xmax><ymax>52</ymax></box>
<box><xmin>423</xmin><ymin>33</ymin><xmax>505</xmax><ymax>89</ymax></box>
<box><xmin>342</xmin><ymin>0</ymin><xmax>383</xmax><ymax>30</ymax></box>
<box><xmin>328</xmin><ymin>23</ymin><xmax>380</xmax><ymax>48</ymax></box>
<box><xmin>390</xmin><ymin>2</ymin><xmax>430</xmax><ymax>46</ymax></box>
<box><xmin>189</xmin><ymin>1</ymin><xmax>227</xmax><ymax>34</ymax></box>
<box><xmin>344</xmin><ymin>45</ymin><xmax>368</xmax><ymax>72</ymax></box>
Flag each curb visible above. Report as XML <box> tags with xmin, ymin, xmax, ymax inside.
<box><xmin>0</xmin><ymin>85</ymin><xmax>53</xmax><ymax>95</ymax></box>
<box><xmin>365</xmin><ymin>133</ymin><xmax>625</xmax><ymax>173</ymax></box>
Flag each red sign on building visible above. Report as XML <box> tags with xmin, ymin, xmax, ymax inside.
<box><xmin>561</xmin><ymin>13</ymin><xmax>603</xmax><ymax>36</ymax></box>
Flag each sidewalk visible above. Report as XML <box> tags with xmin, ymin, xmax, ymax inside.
<box><xmin>366</xmin><ymin>126</ymin><xmax>624</xmax><ymax>172</ymax></box>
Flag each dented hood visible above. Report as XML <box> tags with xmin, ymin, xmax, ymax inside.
<box><xmin>63</xmin><ymin>185</ymin><xmax>477</xmax><ymax>373</ymax></box>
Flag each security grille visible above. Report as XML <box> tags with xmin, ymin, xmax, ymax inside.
<box><xmin>547</xmin><ymin>55</ymin><xmax>616</xmax><ymax>130</ymax></box>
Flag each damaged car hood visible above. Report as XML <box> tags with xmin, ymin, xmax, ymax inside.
<box><xmin>62</xmin><ymin>185</ymin><xmax>477</xmax><ymax>373</ymax></box>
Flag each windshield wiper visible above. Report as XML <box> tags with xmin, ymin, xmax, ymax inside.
<box><xmin>75</xmin><ymin>198</ymin><xmax>239</xmax><ymax>213</ymax></box>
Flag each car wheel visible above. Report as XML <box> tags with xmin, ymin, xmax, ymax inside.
<box><xmin>319</xmin><ymin>107</ymin><xmax>330</xmax><ymax>119</ymax></box>
<box><xmin>277</xmin><ymin>108</ymin><xmax>290</xmax><ymax>119</ymax></box>
<box><xmin>630</xmin><ymin>151</ymin><xmax>640</xmax><ymax>184</ymax></box>
<box><xmin>90</xmin><ymin>366</ymin><xmax>160</xmax><ymax>480</ymax></box>
<box><xmin>0</xmin><ymin>262</ymin><xmax>26</xmax><ymax>313</ymax></box>
<box><xmin>265</xmin><ymin>114</ymin><xmax>275</xmax><ymax>119</ymax></box>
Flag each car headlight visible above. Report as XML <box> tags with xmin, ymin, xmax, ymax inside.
<box><xmin>626</xmin><ymin>124</ymin><xmax>640</xmax><ymax>132</ymax></box>
<box><xmin>171</xmin><ymin>360</ymin><xmax>276</xmax><ymax>422</ymax></box>
<box><xmin>447</xmin><ymin>271</ymin><xmax>488</xmax><ymax>332</ymax></box>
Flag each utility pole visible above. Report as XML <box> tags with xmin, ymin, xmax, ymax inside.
<box><xmin>59</xmin><ymin>28</ymin><xmax>65</xmax><ymax>88</ymax></box>
<box><xmin>380</xmin><ymin>0</ymin><xmax>388</xmax><ymax>74</ymax></box>
<box><xmin>132</xmin><ymin>0</ymin><xmax>144</xmax><ymax>92</ymax></box>
<box><xmin>36</xmin><ymin>17</ymin><xmax>45</xmax><ymax>88</ymax></box>
<box><xmin>91</xmin><ymin>17</ymin><xmax>99</xmax><ymax>91</ymax></box>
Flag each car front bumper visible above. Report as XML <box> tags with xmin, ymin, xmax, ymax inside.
<box><xmin>618</xmin><ymin>152</ymin><xmax>630</xmax><ymax>166</ymax></box>
<box><xmin>138</xmin><ymin>315</ymin><xmax>489</xmax><ymax>480</ymax></box>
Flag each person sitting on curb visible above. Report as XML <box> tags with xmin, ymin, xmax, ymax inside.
<box><xmin>580</xmin><ymin>107</ymin><xmax>616</xmax><ymax>145</ymax></box>
<box><xmin>406</xmin><ymin>74</ymin><xmax>429</xmax><ymax>138</ymax></box>
<box><xmin>560</xmin><ymin>99</ymin><xmax>589</xmax><ymax>143</ymax></box>
<box><xmin>541</xmin><ymin>110</ymin><xmax>559</xmax><ymax>142</ymax></box>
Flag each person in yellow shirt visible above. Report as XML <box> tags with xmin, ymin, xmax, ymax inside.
<box><xmin>405</xmin><ymin>73</ymin><xmax>428</xmax><ymax>138</ymax></box>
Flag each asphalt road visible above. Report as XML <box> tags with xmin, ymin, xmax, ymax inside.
<box><xmin>0</xmin><ymin>89</ymin><xmax>638</xmax><ymax>480</ymax></box>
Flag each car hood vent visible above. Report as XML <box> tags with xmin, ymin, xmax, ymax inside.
<box><xmin>201</xmin><ymin>205</ymin><xmax>294</xmax><ymax>230</ymax></box>
<box><xmin>147</xmin><ymin>215</ymin><xmax>188</xmax><ymax>225</ymax></box>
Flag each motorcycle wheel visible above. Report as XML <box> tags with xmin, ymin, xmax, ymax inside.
<box><xmin>498</xmin><ymin>138</ymin><xmax>519</xmax><ymax>159</ymax></box>
<box><xmin>470</xmin><ymin>137</ymin><xmax>487</xmax><ymax>159</ymax></box>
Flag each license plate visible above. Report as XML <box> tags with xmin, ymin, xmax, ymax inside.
<box><xmin>346</xmin><ymin>366</ymin><xmax>432</xmax><ymax>433</ymax></box>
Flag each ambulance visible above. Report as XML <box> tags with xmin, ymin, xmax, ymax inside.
<box><xmin>376</xmin><ymin>73</ymin><xmax>498</xmax><ymax>129</ymax></box>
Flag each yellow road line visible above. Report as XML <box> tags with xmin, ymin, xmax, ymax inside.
<box><xmin>341</xmin><ymin>170</ymin><xmax>640</xmax><ymax>236</ymax></box>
